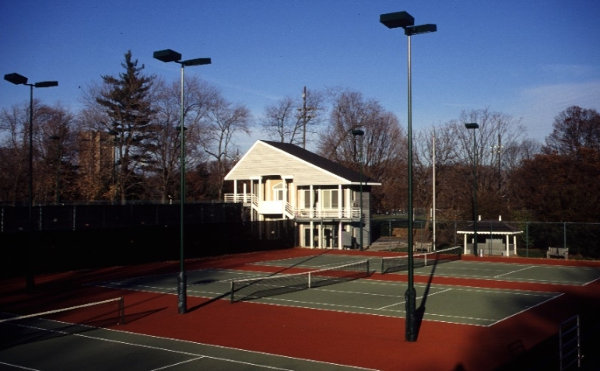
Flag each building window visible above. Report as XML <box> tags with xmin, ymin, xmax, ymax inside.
<box><xmin>322</xmin><ymin>189</ymin><xmax>339</xmax><ymax>209</ymax></box>
<box><xmin>273</xmin><ymin>182</ymin><xmax>285</xmax><ymax>201</ymax></box>
<box><xmin>301</xmin><ymin>189</ymin><xmax>314</xmax><ymax>209</ymax></box>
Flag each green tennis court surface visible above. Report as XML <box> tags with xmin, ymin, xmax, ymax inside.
<box><xmin>254</xmin><ymin>254</ymin><xmax>600</xmax><ymax>286</ymax></box>
<box><xmin>97</xmin><ymin>255</ymin><xmax>600</xmax><ymax>326</ymax></box>
<box><xmin>0</xmin><ymin>316</ymin><xmax>373</xmax><ymax>370</ymax></box>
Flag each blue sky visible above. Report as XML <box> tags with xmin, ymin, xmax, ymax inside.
<box><xmin>2</xmin><ymin>0</ymin><xmax>599</xmax><ymax>152</ymax></box>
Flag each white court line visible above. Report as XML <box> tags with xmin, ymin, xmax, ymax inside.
<box><xmin>487</xmin><ymin>292</ymin><xmax>564</xmax><ymax>327</ymax></box>
<box><xmin>493</xmin><ymin>265</ymin><xmax>535</xmax><ymax>278</ymax></box>
<box><xmin>0</xmin><ymin>361</ymin><xmax>40</xmax><ymax>371</ymax></box>
<box><xmin>376</xmin><ymin>288</ymin><xmax>453</xmax><ymax>311</ymax></box>
<box><xmin>9</xmin><ymin>321</ymin><xmax>293</xmax><ymax>371</ymax></box>
<box><xmin>150</xmin><ymin>356</ymin><xmax>206</xmax><ymax>371</ymax></box>
<box><xmin>3</xmin><ymin>319</ymin><xmax>377</xmax><ymax>371</ymax></box>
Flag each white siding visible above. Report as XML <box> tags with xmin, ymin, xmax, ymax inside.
<box><xmin>225</xmin><ymin>141</ymin><xmax>350</xmax><ymax>185</ymax></box>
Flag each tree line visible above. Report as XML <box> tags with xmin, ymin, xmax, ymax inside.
<box><xmin>1</xmin><ymin>51</ymin><xmax>599</xmax><ymax>224</ymax></box>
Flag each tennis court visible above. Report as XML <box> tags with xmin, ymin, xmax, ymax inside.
<box><xmin>0</xmin><ymin>314</ymin><xmax>372</xmax><ymax>370</ymax></box>
<box><xmin>2</xmin><ymin>249</ymin><xmax>600</xmax><ymax>370</ymax></box>
<box><xmin>94</xmin><ymin>256</ymin><xmax>591</xmax><ymax>327</ymax></box>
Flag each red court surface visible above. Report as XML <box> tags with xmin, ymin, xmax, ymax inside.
<box><xmin>2</xmin><ymin>248</ymin><xmax>600</xmax><ymax>370</ymax></box>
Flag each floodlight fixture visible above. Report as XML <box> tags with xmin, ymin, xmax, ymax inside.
<box><xmin>181</xmin><ymin>58</ymin><xmax>211</xmax><ymax>67</ymax></box>
<box><xmin>4</xmin><ymin>73</ymin><xmax>28</xmax><ymax>85</ymax></box>
<box><xmin>380</xmin><ymin>11</ymin><xmax>415</xmax><ymax>29</ymax></box>
<box><xmin>153</xmin><ymin>49</ymin><xmax>182</xmax><ymax>63</ymax></box>
<box><xmin>34</xmin><ymin>81</ymin><xmax>58</xmax><ymax>88</ymax></box>
<box><xmin>351</xmin><ymin>128</ymin><xmax>365</xmax><ymax>137</ymax></box>
<box><xmin>465</xmin><ymin>123</ymin><xmax>479</xmax><ymax>130</ymax></box>
<box><xmin>405</xmin><ymin>24</ymin><xmax>437</xmax><ymax>36</ymax></box>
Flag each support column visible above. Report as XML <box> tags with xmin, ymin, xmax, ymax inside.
<box><xmin>463</xmin><ymin>234</ymin><xmax>468</xmax><ymax>255</ymax></box>
<box><xmin>338</xmin><ymin>222</ymin><xmax>343</xmax><ymax>250</ymax></box>
<box><xmin>258</xmin><ymin>176</ymin><xmax>263</xmax><ymax>221</ymax></box>
<box><xmin>309</xmin><ymin>185</ymin><xmax>314</xmax><ymax>218</ymax></box>
<box><xmin>338</xmin><ymin>185</ymin><xmax>343</xmax><ymax>218</ymax></box>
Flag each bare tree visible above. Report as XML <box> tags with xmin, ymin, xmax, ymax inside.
<box><xmin>200</xmin><ymin>96</ymin><xmax>251</xmax><ymax>200</ymax></box>
<box><xmin>421</xmin><ymin>108</ymin><xmax>527</xmax><ymax>219</ymax></box>
<box><xmin>544</xmin><ymin>106</ymin><xmax>600</xmax><ymax>155</ymax></box>
<box><xmin>35</xmin><ymin>105</ymin><xmax>76</xmax><ymax>204</ymax></box>
<box><xmin>261</xmin><ymin>87</ymin><xmax>324</xmax><ymax>147</ymax></box>
<box><xmin>317</xmin><ymin>89</ymin><xmax>405</xmax><ymax>211</ymax></box>
<box><xmin>148</xmin><ymin>76</ymin><xmax>218</xmax><ymax>203</ymax></box>
<box><xmin>0</xmin><ymin>103</ymin><xmax>29</xmax><ymax>203</ymax></box>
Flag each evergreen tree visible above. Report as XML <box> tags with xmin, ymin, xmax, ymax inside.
<box><xmin>96</xmin><ymin>50</ymin><xmax>155</xmax><ymax>203</ymax></box>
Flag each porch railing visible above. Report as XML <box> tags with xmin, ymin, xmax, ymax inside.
<box><xmin>224</xmin><ymin>193</ymin><xmax>361</xmax><ymax>220</ymax></box>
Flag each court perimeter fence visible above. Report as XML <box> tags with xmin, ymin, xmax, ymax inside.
<box><xmin>372</xmin><ymin>218</ymin><xmax>600</xmax><ymax>259</ymax></box>
<box><xmin>0</xmin><ymin>203</ymin><xmax>295</xmax><ymax>277</ymax></box>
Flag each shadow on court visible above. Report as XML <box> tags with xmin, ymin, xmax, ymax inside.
<box><xmin>189</xmin><ymin>251</ymin><xmax>333</xmax><ymax>311</ymax></box>
<box><xmin>415</xmin><ymin>252</ymin><xmax>441</xmax><ymax>340</ymax></box>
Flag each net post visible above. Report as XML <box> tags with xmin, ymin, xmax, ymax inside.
<box><xmin>118</xmin><ymin>296</ymin><xmax>125</xmax><ymax>325</ymax></box>
<box><xmin>308</xmin><ymin>272</ymin><xmax>312</xmax><ymax>288</ymax></box>
<box><xmin>366</xmin><ymin>259</ymin><xmax>370</xmax><ymax>276</ymax></box>
<box><xmin>230</xmin><ymin>281</ymin><xmax>235</xmax><ymax>303</ymax></box>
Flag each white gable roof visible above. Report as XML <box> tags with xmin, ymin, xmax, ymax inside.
<box><xmin>225</xmin><ymin>140</ymin><xmax>380</xmax><ymax>186</ymax></box>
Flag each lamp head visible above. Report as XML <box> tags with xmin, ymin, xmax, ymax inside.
<box><xmin>181</xmin><ymin>58</ymin><xmax>211</xmax><ymax>67</ymax></box>
<box><xmin>380</xmin><ymin>11</ymin><xmax>415</xmax><ymax>29</ymax></box>
<box><xmin>465</xmin><ymin>123</ymin><xmax>479</xmax><ymax>130</ymax></box>
<box><xmin>352</xmin><ymin>129</ymin><xmax>365</xmax><ymax>137</ymax></box>
<box><xmin>153</xmin><ymin>49</ymin><xmax>182</xmax><ymax>63</ymax></box>
<box><xmin>34</xmin><ymin>81</ymin><xmax>58</xmax><ymax>88</ymax></box>
<box><xmin>4</xmin><ymin>73</ymin><xmax>28</xmax><ymax>85</ymax></box>
<box><xmin>405</xmin><ymin>24</ymin><xmax>437</xmax><ymax>36</ymax></box>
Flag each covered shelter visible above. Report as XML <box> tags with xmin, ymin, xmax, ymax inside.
<box><xmin>457</xmin><ymin>216</ymin><xmax>523</xmax><ymax>256</ymax></box>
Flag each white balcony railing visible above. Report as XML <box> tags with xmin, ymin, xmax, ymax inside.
<box><xmin>224</xmin><ymin>193</ymin><xmax>256</xmax><ymax>205</ymax></box>
<box><xmin>224</xmin><ymin>193</ymin><xmax>361</xmax><ymax>220</ymax></box>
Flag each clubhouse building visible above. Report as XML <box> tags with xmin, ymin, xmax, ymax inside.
<box><xmin>223</xmin><ymin>140</ymin><xmax>380</xmax><ymax>249</ymax></box>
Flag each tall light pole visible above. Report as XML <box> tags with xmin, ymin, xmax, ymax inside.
<box><xmin>380</xmin><ymin>11</ymin><xmax>436</xmax><ymax>342</ymax></box>
<box><xmin>432</xmin><ymin>129</ymin><xmax>436</xmax><ymax>251</ymax></box>
<box><xmin>4</xmin><ymin>73</ymin><xmax>58</xmax><ymax>291</ymax></box>
<box><xmin>352</xmin><ymin>128</ymin><xmax>365</xmax><ymax>250</ymax></box>
<box><xmin>153</xmin><ymin>49</ymin><xmax>211</xmax><ymax>314</ymax></box>
<box><xmin>465</xmin><ymin>123</ymin><xmax>479</xmax><ymax>256</ymax></box>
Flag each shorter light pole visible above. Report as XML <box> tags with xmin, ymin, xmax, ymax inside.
<box><xmin>351</xmin><ymin>128</ymin><xmax>364</xmax><ymax>250</ymax></box>
<box><xmin>153</xmin><ymin>49</ymin><xmax>211</xmax><ymax>314</ymax></box>
<box><xmin>465</xmin><ymin>123</ymin><xmax>479</xmax><ymax>256</ymax></box>
<box><xmin>4</xmin><ymin>73</ymin><xmax>58</xmax><ymax>291</ymax></box>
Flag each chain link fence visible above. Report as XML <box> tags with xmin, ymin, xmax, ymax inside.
<box><xmin>0</xmin><ymin>203</ymin><xmax>295</xmax><ymax>277</ymax></box>
<box><xmin>372</xmin><ymin>218</ymin><xmax>600</xmax><ymax>259</ymax></box>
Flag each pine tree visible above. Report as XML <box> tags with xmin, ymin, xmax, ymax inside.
<box><xmin>96</xmin><ymin>50</ymin><xmax>155</xmax><ymax>203</ymax></box>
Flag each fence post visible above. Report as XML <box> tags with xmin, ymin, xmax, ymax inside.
<box><xmin>71</xmin><ymin>205</ymin><xmax>75</xmax><ymax>231</ymax></box>
<box><xmin>563</xmin><ymin>222</ymin><xmax>567</xmax><ymax>251</ymax></box>
<box><xmin>525</xmin><ymin>222</ymin><xmax>529</xmax><ymax>258</ymax></box>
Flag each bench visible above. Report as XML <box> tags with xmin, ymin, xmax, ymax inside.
<box><xmin>547</xmin><ymin>247</ymin><xmax>569</xmax><ymax>259</ymax></box>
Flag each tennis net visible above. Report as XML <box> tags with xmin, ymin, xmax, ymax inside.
<box><xmin>380</xmin><ymin>246</ymin><xmax>462</xmax><ymax>273</ymax></box>
<box><xmin>0</xmin><ymin>297</ymin><xmax>125</xmax><ymax>326</ymax></box>
<box><xmin>230</xmin><ymin>259</ymin><xmax>370</xmax><ymax>302</ymax></box>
